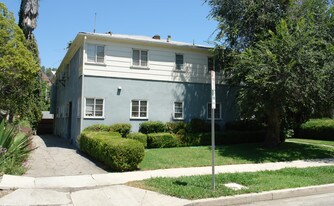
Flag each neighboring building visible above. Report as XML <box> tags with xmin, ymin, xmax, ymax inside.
<box><xmin>51</xmin><ymin>32</ymin><xmax>239</xmax><ymax>144</ymax></box>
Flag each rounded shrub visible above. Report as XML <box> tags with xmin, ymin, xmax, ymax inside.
<box><xmin>83</xmin><ymin>124</ymin><xmax>112</xmax><ymax>132</ymax></box>
<box><xmin>165</xmin><ymin>121</ymin><xmax>187</xmax><ymax>134</ymax></box>
<box><xmin>110</xmin><ymin>123</ymin><xmax>132</xmax><ymax>137</ymax></box>
<box><xmin>79</xmin><ymin>131</ymin><xmax>144</xmax><ymax>171</ymax></box>
<box><xmin>139</xmin><ymin>121</ymin><xmax>165</xmax><ymax>134</ymax></box>
<box><xmin>147</xmin><ymin>132</ymin><xmax>179</xmax><ymax>148</ymax></box>
<box><xmin>127</xmin><ymin>132</ymin><xmax>147</xmax><ymax>148</ymax></box>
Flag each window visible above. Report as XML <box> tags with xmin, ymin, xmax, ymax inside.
<box><xmin>175</xmin><ymin>54</ymin><xmax>184</xmax><ymax>70</ymax></box>
<box><xmin>85</xmin><ymin>98</ymin><xmax>104</xmax><ymax>118</ymax></box>
<box><xmin>173</xmin><ymin>102</ymin><xmax>184</xmax><ymax>119</ymax></box>
<box><xmin>87</xmin><ymin>44</ymin><xmax>105</xmax><ymax>63</ymax></box>
<box><xmin>132</xmin><ymin>49</ymin><xmax>148</xmax><ymax>67</ymax></box>
<box><xmin>208</xmin><ymin>103</ymin><xmax>221</xmax><ymax>119</ymax></box>
<box><xmin>131</xmin><ymin>100</ymin><xmax>148</xmax><ymax>118</ymax></box>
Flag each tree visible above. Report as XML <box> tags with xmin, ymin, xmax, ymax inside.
<box><xmin>18</xmin><ymin>0</ymin><xmax>44</xmax><ymax>128</ymax></box>
<box><xmin>235</xmin><ymin>19</ymin><xmax>333</xmax><ymax>146</ymax></box>
<box><xmin>0</xmin><ymin>3</ymin><xmax>40</xmax><ymax>124</ymax></box>
<box><xmin>19</xmin><ymin>0</ymin><xmax>39</xmax><ymax>61</ymax></box>
<box><xmin>207</xmin><ymin>0</ymin><xmax>334</xmax><ymax>147</ymax></box>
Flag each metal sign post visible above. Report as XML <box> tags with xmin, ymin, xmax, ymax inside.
<box><xmin>211</xmin><ymin>70</ymin><xmax>216</xmax><ymax>191</ymax></box>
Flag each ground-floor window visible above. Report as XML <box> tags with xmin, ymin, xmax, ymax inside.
<box><xmin>207</xmin><ymin>103</ymin><xmax>222</xmax><ymax>119</ymax></box>
<box><xmin>173</xmin><ymin>102</ymin><xmax>184</xmax><ymax>120</ymax></box>
<box><xmin>131</xmin><ymin>100</ymin><xmax>148</xmax><ymax>118</ymax></box>
<box><xmin>84</xmin><ymin>98</ymin><xmax>104</xmax><ymax>118</ymax></box>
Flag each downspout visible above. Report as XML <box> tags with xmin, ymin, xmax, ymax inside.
<box><xmin>79</xmin><ymin>36</ymin><xmax>86</xmax><ymax>135</ymax></box>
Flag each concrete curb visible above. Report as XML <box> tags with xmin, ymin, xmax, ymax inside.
<box><xmin>186</xmin><ymin>183</ymin><xmax>334</xmax><ymax>206</ymax></box>
<box><xmin>1</xmin><ymin>158</ymin><xmax>334</xmax><ymax>190</ymax></box>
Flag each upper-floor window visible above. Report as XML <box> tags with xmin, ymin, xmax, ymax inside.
<box><xmin>132</xmin><ymin>49</ymin><xmax>148</xmax><ymax>67</ymax></box>
<box><xmin>175</xmin><ymin>54</ymin><xmax>184</xmax><ymax>70</ymax></box>
<box><xmin>87</xmin><ymin>44</ymin><xmax>105</xmax><ymax>63</ymax></box>
<box><xmin>173</xmin><ymin>102</ymin><xmax>184</xmax><ymax>120</ymax></box>
<box><xmin>207</xmin><ymin>103</ymin><xmax>222</xmax><ymax>119</ymax></box>
<box><xmin>85</xmin><ymin>97</ymin><xmax>104</xmax><ymax>118</ymax></box>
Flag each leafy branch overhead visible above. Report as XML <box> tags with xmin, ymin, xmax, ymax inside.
<box><xmin>207</xmin><ymin>0</ymin><xmax>334</xmax><ymax>147</ymax></box>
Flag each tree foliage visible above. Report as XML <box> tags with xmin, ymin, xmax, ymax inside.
<box><xmin>208</xmin><ymin>0</ymin><xmax>334</xmax><ymax>147</ymax></box>
<box><xmin>0</xmin><ymin>3</ymin><xmax>41</xmax><ymax>126</ymax></box>
<box><xmin>19</xmin><ymin>0</ymin><xmax>39</xmax><ymax>62</ymax></box>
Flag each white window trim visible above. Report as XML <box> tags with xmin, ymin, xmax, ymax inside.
<box><xmin>131</xmin><ymin>49</ymin><xmax>150</xmax><ymax>69</ymax></box>
<box><xmin>173</xmin><ymin>101</ymin><xmax>184</xmax><ymax>120</ymax></box>
<box><xmin>174</xmin><ymin>53</ymin><xmax>185</xmax><ymax>71</ymax></box>
<box><xmin>84</xmin><ymin>97</ymin><xmax>105</xmax><ymax>119</ymax></box>
<box><xmin>130</xmin><ymin>100</ymin><xmax>149</xmax><ymax>119</ymax></box>
<box><xmin>207</xmin><ymin>102</ymin><xmax>222</xmax><ymax>120</ymax></box>
<box><xmin>86</xmin><ymin>44</ymin><xmax>106</xmax><ymax>65</ymax></box>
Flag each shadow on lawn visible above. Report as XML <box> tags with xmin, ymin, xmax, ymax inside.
<box><xmin>216</xmin><ymin>142</ymin><xmax>334</xmax><ymax>163</ymax></box>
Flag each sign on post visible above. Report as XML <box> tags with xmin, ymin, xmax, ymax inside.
<box><xmin>210</xmin><ymin>70</ymin><xmax>216</xmax><ymax>191</ymax></box>
<box><xmin>211</xmin><ymin>71</ymin><xmax>216</xmax><ymax>109</ymax></box>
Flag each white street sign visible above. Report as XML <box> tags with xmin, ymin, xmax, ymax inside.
<box><xmin>211</xmin><ymin>71</ymin><xmax>216</xmax><ymax>109</ymax></box>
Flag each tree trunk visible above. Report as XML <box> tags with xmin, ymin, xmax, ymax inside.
<box><xmin>264</xmin><ymin>109</ymin><xmax>282</xmax><ymax>148</ymax></box>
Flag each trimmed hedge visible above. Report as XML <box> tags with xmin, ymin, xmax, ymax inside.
<box><xmin>147</xmin><ymin>133</ymin><xmax>179</xmax><ymax>148</ymax></box>
<box><xmin>179</xmin><ymin>131</ymin><xmax>266</xmax><ymax>146</ymax></box>
<box><xmin>165</xmin><ymin>121</ymin><xmax>187</xmax><ymax>134</ymax></box>
<box><xmin>127</xmin><ymin>132</ymin><xmax>147</xmax><ymax>148</ymax></box>
<box><xmin>83</xmin><ymin>124</ymin><xmax>112</xmax><ymax>132</ymax></box>
<box><xmin>187</xmin><ymin>118</ymin><xmax>210</xmax><ymax>133</ymax></box>
<box><xmin>79</xmin><ymin>131</ymin><xmax>144</xmax><ymax>171</ymax></box>
<box><xmin>300</xmin><ymin>119</ymin><xmax>334</xmax><ymax>140</ymax></box>
<box><xmin>225</xmin><ymin>120</ymin><xmax>267</xmax><ymax>131</ymax></box>
<box><xmin>110</xmin><ymin>123</ymin><xmax>131</xmax><ymax>137</ymax></box>
<box><xmin>139</xmin><ymin>121</ymin><xmax>165</xmax><ymax>134</ymax></box>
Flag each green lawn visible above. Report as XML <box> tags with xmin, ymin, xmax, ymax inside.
<box><xmin>139</xmin><ymin>142</ymin><xmax>334</xmax><ymax>170</ymax></box>
<box><xmin>130</xmin><ymin>166</ymin><xmax>334</xmax><ymax>200</ymax></box>
<box><xmin>287</xmin><ymin>138</ymin><xmax>334</xmax><ymax>147</ymax></box>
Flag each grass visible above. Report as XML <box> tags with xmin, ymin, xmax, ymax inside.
<box><xmin>139</xmin><ymin>142</ymin><xmax>334</xmax><ymax>170</ymax></box>
<box><xmin>287</xmin><ymin>138</ymin><xmax>334</xmax><ymax>147</ymax></box>
<box><xmin>129</xmin><ymin>166</ymin><xmax>334</xmax><ymax>200</ymax></box>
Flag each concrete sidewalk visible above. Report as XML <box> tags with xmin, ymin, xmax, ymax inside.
<box><xmin>0</xmin><ymin>158</ymin><xmax>333</xmax><ymax>205</ymax></box>
<box><xmin>24</xmin><ymin>135</ymin><xmax>107</xmax><ymax>177</ymax></box>
<box><xmin>1</xmin><ymin>158</ymin><xmax>333</xmax><ymax>189</ymax></box>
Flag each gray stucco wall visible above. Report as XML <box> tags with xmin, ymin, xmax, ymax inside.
<box><xmin>54</xmin><ymin>48</ymin><xmax>82</xmax><ymax>143</ymax></box>
<box><xmin>82</xmin><ymin>76</ymin><xmax>239</xmax><ymax>133</ymax></box>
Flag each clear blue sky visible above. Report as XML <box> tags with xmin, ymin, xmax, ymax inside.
<box><xmin>3</xmin><ymin>0</ymin><xmax>218</xmax><ymax>69</ymax></box>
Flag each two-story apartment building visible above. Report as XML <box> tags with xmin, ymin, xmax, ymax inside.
<box><xmin>51</xmin><ymin>32</ymin><xmax>239</xmax><ymax>144</ymax></box>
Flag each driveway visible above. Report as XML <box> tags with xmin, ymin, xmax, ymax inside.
<box><xmin>24</xmin><ymin>135</ymin><xmax>107</xmax><ymax>177</ymax></box>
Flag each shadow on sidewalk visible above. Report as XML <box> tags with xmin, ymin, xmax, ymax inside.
<box><xmin>29</xmin><ymin>134</ymin><xmax>111</xmax><ymax>173</ymax></box>
<box><xmin>37</xmin><ymin>134</ymin><xmax>75</xmax><ymax>149</ymax></box>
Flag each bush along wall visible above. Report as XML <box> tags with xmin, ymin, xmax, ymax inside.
<box><xmin>83</xmin><ymin>124</ymin><xmax>112</xmax><ymax>132</ymax></box>
<box><xmin>126</xmin><ymin>132</ymin><xmax>147</xmax><ymax>148</ymax></box>
<box><xmin>147</xmin><ymin>133</ymin><xmax>179</xmax><ymax>148</ymax></box>
<box><xmin>110</xmin><ymin>123</ymin><xmax>131</xmax><ymax>137</ymax></box>
<box><xmin>134</xmin><ymin>119</ymin><xmax>267</xmax><ymax>147</ymax></box>
<box><xmin>79</xmin><ymin>131</ymin><xmax>144</xmax><ymax>171</ymax></box>
<box><xmin>299</xmin><ymin>119</ymin><xmax>334</xmax><ymax>140</ymax></box>
<box><xmin>139</xmin><ymin>121</ymin><xmax>165</xmax><ymax>134</ymax></box>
